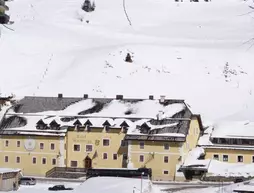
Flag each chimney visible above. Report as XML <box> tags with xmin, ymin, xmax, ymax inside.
<box><xmin>160</xmin><ymin>95</ymin><xmax>165</xmax><ymax>103</ymax></box>
<box><xmin>149</xmin><ymin>95</ymin><xmax>154</xmax><ymax>100</ymax></box>
<box><xmin>83</xmin><ymin>94</ymin><xmax>88</xmax><ymax>99</ymax></box>
<box><xmin>116</xmin><ymin>95</ymin><xmax>123</xmax><ymax>100</ymax></box>
<box><xmin>58</xmin><ymin>93</ymin><xmax>63</xmax><ymax>99</ymax></box>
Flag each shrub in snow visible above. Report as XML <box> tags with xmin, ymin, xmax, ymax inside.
<box><xmin>82</xmin><ymin>0</ymin><xmax>95</xmax><ymax>12</ymax></box>
<box><xmin>125</xmin><ymin>53</ymin><xmax>133</xmax><ymax>63</ymax></box>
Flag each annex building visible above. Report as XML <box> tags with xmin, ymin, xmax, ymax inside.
<box><xmin>0</xmin><ymin>94</ymin><xmax>203</xmax><ymax>181</ymax></box>
<box><xmin>201</xmin><ymin>121</ymin><xmax>254</xmax><ymax>164</ymax></box>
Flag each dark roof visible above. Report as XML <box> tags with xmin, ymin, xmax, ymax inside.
<box><xmin>13</xmin><ymin>96</ymin><xmax>83</xmax><ymax>113</ymax></box>
<box><xmin>12</xmin><ymin>96</ymin><xmax>187</xmax><ymax>114</ymax></box>
<box><xmin>148</xmin><ymin>119</ymin><xmax>191</xmax><ymax>136</ymax></box>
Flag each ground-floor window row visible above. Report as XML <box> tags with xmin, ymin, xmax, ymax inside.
<box><xmin>4</xmin><ymin>156</ymin><xmax>57</xmax><ymax>165</ymax></box>
<box><xmin>213</xmin><ymin>154</ymin><xmax>254</xmax><ymax>163</ymax></box>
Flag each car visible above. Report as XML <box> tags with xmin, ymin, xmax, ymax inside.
<box><xmin>234</xmin><ymin>178</ymin><xmax>244</xmax><ymax>183</ymax></box>
<box><xmin>48</xmin><ymin>185</ymin><xmax>74</xmax><ymax>191</ymax></box>
<box><xmin>18</xmin><ymin>177</ymin><xmax>36</xmax><ymax>185</ymax></box>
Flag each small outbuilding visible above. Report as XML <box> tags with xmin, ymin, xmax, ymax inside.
<box><xmin>0</xmin><ymin>168</ymin><xmax>21</xmax><ymax>191</ymax></box>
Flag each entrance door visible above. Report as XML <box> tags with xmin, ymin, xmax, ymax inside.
<box><xmin>84</xmin><ymin>156</ymin><xmax>92</xmax><ymax>168</ymax></box>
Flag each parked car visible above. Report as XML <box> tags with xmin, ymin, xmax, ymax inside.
<box><xmin>234</xmin><ymin>178</ymin><xmax>244</xmax><ymax>183</ymax></box>
<box><xmin>48</xmin><ymin>185</ymin><xmax>74</xmax><ymax>191</ymax></box>
<box><xmin>19</xmin><ymin>177</ymin><xmax>36</xmax><ymax>185</ymax></box>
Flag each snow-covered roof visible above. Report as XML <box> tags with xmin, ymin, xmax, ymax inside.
<box><xmin>0</xmin><ymin>168</ymin><xmax>21</xmax><ymax>174</ymax></box>
<box><xmin>211</xmin><ymin>121</ymin><xmax>254</xmax><ymax>139</ymax></box>
<box><xmin>0</xmin><ymin>96</ymin><xmax>194</xmax><ymax>138</ymax></box>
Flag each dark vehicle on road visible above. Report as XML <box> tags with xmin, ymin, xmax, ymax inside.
<box><xmin>18</xmin><ymin>177</ymin><xmax>36</xmax><ymax>185</ymax></box>
<box><xmin>48</xmin><ymin>185</ymin><xmax>73</xmax><ymax>191</ymax></box>
<box><xmin>234</xmin><ymin>178</ymin><xmax>244</xmax><ymax>183</ymax></box>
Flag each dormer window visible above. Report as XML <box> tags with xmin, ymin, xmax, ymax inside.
<box><xmin>84</xmin><ymin>119</ymin><xmax>93</xmax><ymax>132</ymax></box>
<box><xmin>103</xmin><ymin>120</ymin><xmax>111</xmax><ymax>132</ymax></box>
<box><xmin>36</xmin><ymin>119</ymin><xmax>47</xmax><ymax>130</ymax></box>
<box><xmin>49</xmin><ymin>120</ymin><xmax>60</xmax><ymax>130</ymax></box>
<box><xmin>120</xmin><ymin>121</ymin><xmax>129</xmax><ymax>132</ymax></box>
<box><xmin>140</xmin><ymin>123</ymin><xmax>150</xmax><ymax>134</ymax></box>
<box><xmin>73</xmin><ymin>119</ymin><xmax>82</xmax><ymax>127</ymax></box>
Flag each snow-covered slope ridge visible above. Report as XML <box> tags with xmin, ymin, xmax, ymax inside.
<box><xmin>0</xmin><ymin>0</ymin><xmax>254</xmax><ymax>121</ymax></box>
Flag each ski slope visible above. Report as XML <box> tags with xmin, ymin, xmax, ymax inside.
<box><xmin>0</xmin><ymin>0</ymin><xmax>254</xmax><ymax>122</ymax></box>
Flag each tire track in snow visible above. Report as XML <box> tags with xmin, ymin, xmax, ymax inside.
<box><xmin>33</xmin><ymin>54</ymin><xmax>53</xmax><ymax>96</ymax></box>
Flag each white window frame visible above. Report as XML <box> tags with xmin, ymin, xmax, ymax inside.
<box><xmin>32</xmin><ymin>157</ymin><xmax>37</xmax><ymax>164</ymax></box>
<box><xmin>164</xmin><ymin>143</ymin><xmax>170</xmax><ymax>150</ymax></box>
<box><xmin>223</xmin><ymin>155</ymin><xmax>228</xmax><ymax>162</ymax></box>
<box><xmin>50</xmin><ymin>143</ymin><xmax>55</xmax><ymax>150</ymax></box>
<box><xmin>17</xmin><ymin>141</ymin><xmax>21</xmax><ymax>147</ymax></box>
<box><xmin>102</xmin><ymin>152</ymin><xmax>108</xmax><ymax>160</ymax></box>
<box><xmin>213</xmin><ymin>154</ymin><xmax>219</xmax><ymax>160</ymax></box>
<box><xmin>73</xmin><ymin>144</ymin><xmax>81</xmax><ymax>152</ymax></box>
<box><xmin>86</xmin><ymin>144</ymin><xmax>93</xmax><ymax>152</ymax></box>
<box><xmin>163</xmin><ymin>156</ymin><xmax>169</xmax><ymax>163</ymax></box>
<box><xmin>113</xmin><ymin>153</ymin><xmax>118</xmax><ymax>160</ymax></box>
<box><xmin>70</xmin><ymin>160</ymin><xmax>78</xmax><ymax>167</ymax></box>
<box><xmin>42</xmin><ymin>157</ymin><xmax>47</xmax><ymax>165</ymax></box>
<box><xmin>139</xmin><ymin>141</ymin><xmax>145</xmax><ymax>149</ymax></box>
<box><xmin>163</xmin><ymin>170</ymin><xmax>169</xmax><ymax>175</ymax></box>
<box><xmin>5</xmin><ymin>140</ymin><xmax>9</xmax><ymax>147</ymax></box>
<box><xmin>237</xmin><ymin>155</ymin><xmax>243</xmax><ymax>163</ymax></box>
<box><xmin>139</xmin><ymin>154</ymin><xmax>144</xmax><ymax>163</ymax></box>
<box><xmin>16</xmin><ymin>156</ymin><xmax>20</xmax><ymax>163</ymax></box>
<box><xmin>40</xmin><ymin>142</ymin><xmax>44</xmax><ymax>150</ymax></box>
<box><xmin>52</xmin><ymin>158</ymin><xmax>57</xmax><ymax>165</ymax></box>
<box><xmin>4</xmin><ymin>156</ymin><xmax>8</xmax><ymax>163</ymax></box>
<box><xmin>102</xmin><ymin>138</ymin><xmax>110</xmax><ymax>147</ymax></box>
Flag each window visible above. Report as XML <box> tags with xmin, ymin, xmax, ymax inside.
<box><xmin>74</xmin><ymin>144</ymin><xmax>80</xmax><ymax>151</ymax></box>
<box><xmin>139</xmin><ymin>155</ymin><xmax>144</xmax><ymax>162</ymax></box>
<box><xmin>52</xmin><ymin>158</ymin><xmax>56</xmax><ymax>165</ymax></box>
<box><xmin>71</xmin><ymin>161</ymin><xmax>78</xmax><ymax>167</ymax></box>
<box><xmin>50</xmin><ymin>143</ymin><xmax>55</xmax><ymax>150</ymax></box>
<box><xmin>103</xmin><ymin>153</ymin><xmax>108</xmax><ymax>160</ymax></box>
<box><xmin>103</xmin><ymin>139</ymin><xmax>110</xmax><ymax>146</ymax></box>
<box><xmin>164</xmin><ymin>143</ymin><xmax>169</xmax><ymax>150</ymax></box>
<box><xmin>17</xmin><ymin>141</ymin><xmax>21</xmax><ymax>147</ymax></box>
<box><xmin>223</xmin><ymin>155</ymin><xmax>228</xmax><ymax>162</ymax></box>
<box><xmin>42</xmin><ymin>158</ymin><xmax>47</xmax><ymax>164</ymax></box>
<box><xmin>40</xmin><ymin>143</ymin><xmax>44</xmax><ymax>150</ymax></box>
<box><xmin>139</xmin><ymin>142</ymin><xmax>144</xmax><ymax>149</ymax></box>
<box><xmin>213</xmin><ymin>154</ymin><xmax>219</xmax><ymax>160</ymax></box>
<box><xmin>113</xmin><ymin>154</ymin><xmax>118</xmax><ymax>160</ymax></box>
<box><xmin>4</xmin><ymin>156</ymin><xmax>8</xmax><ymax>163</ymax></box>
<box><xmin>16</xmin><ymin>157</ymin><xmax>20</xmax><ymax>163</ymax></box>
<box><xmin>5</xmin><ymin>140</ymin><xmax>9</xmax><ymax>147</ymax></box>
<box><xmin>164</xmin><ymin>156</ymin><xmax>169</xmax><ymax>163</ymax></box>
<box><xmin>86</xmin><ymin>145</ymin><xmax>93</xmax><ymax>152</ymax></box>
<box><xmin>237</xmin><ymin>155</ymin><xmax>243</xmax><ymax>163</ymax></box>
<box><xmin>252</xmin><ymin>156</ymin><xmax>254</xmax><ymax>163</ymax></box>
<box><xmin>163</xmin><ymin>170</ymin><xmax>169</xmax><ymax>175</ymax></box>
<box><xmin>32</xmin><ymin>157</ymin><xmax>36</xmax><ymax>164</ymax></box>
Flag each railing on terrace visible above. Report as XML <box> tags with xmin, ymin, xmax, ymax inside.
<box><xmin>46</xmin><ymin>167</ymin><xmax>87</xmax><ymax>177</ymax></box>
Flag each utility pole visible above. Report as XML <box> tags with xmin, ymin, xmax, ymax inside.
<box><xmin>141</xmin><ymin>172</ymin><xmax>144</xmax><ymax>193</ymax></box>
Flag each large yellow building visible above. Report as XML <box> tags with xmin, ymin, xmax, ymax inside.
<box><xmin>0</xmin><ymin>95</ymin><xmax>203</xmax><ymax>181</ymax></box>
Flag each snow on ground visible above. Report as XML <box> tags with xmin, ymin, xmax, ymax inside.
<box><xmin>74</xmin><ymin>177</ymin><xmax>152</xmax><ymax>193</ymax></box>
<box><xmin>1</xmin><ymin>0</ymin><xmax>254</xmax><ymax>122</ymax></box>
<box><xmin>9</xmin><ymin>182</ymin><xmax>80</xmax><ymax>193</ymax></box>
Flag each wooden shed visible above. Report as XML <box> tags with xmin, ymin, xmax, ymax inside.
<box><xmin>0</xmin><ymin>168</ymin><xmax>21</xmax><ymax>191</ymax></box>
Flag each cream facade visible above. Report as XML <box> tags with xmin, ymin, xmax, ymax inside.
<box><xmin>0</xmin><ymin>135</ymin><xmax>65</xmax><ymax>177</ymax></box>
<box><xmin>126</xmin><ymin>115</ymin><xmax>203</xmax><ymax>181</ymax></box>
<box><xmin>66</xmin><ymin>126</ymin><xmax>128</xmax><ymax>169</ymax></box>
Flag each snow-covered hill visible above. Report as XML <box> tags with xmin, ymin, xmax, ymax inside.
<box><xmin>0</xmin><ymin>0</ymin><xmax>254</xmax><ymax>122</ymax></box>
